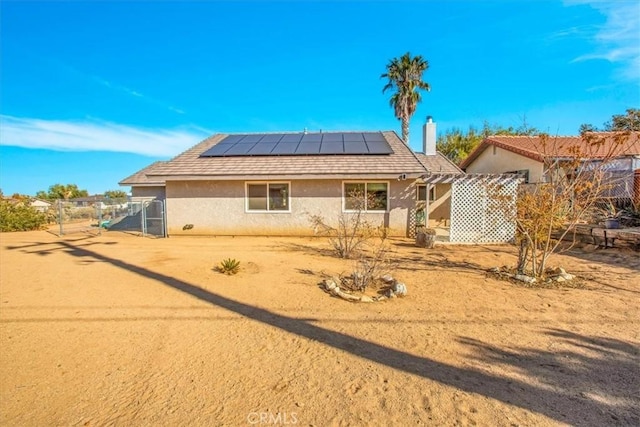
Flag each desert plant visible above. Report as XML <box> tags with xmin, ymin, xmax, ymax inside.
<box><xmin>309</xmin><ymin>188</ymin><xmax>379</xmax><ymax>259</ymax></box>
<box><xmin>219</xmin><ymin>258</ymin><xmax>241</xmax><ymax>275</ymax></box>
<box><xmin>350</xmin><ymin>234</ymin><xmax>392</xmax><ymax>291</ymax></box>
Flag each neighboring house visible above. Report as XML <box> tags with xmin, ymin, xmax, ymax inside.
<box><xmin>120</xmin><ymin>119</ymin><xmax>462</xmax><ymax>237</ymax></box>
<box><xmin>29</xmin><ymin>198</ymin><xmax>52</xmax><ymax>213</ymax></box>
<box><xmin>460</xmin><ymin>132</ymin><xmax>640</xmax><ymax>201</ymax></box>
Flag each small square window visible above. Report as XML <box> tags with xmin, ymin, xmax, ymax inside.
<box><xmin>246</xmin><ymin>183</ymin><xmax>290</xmax><ymax>212</ymax></box>
<box><xmin>343</xmin><ymin>182</ymin><xmax>388</xmax><ymax>212</ymax></box>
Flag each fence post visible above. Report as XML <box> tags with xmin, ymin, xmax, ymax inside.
<box><xmin>58</xmin><ymin>199</ymin><xmax>64</xmax><ymax>236</ymax></box>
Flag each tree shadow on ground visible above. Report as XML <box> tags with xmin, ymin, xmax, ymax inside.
<box><xmin>7</xmin><ymin>239</ymin><xmax>640</xmax><ymax>425</ymax></box>
<box><xmin>459</xmin><ymin>329</ymin><xmax>640</xmax><ymax>425</ymax></box>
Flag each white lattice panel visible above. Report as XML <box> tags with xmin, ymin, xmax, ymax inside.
<box><xmin>450</xmin><ymin>177</ymin><xmax>518</xmax><ymax>243</ymax></box>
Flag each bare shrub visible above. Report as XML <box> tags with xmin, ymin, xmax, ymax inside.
<box><xmin>309</xmin><ymin>188</ymin><xmax>378</xmax><ymax>259</ymax></box>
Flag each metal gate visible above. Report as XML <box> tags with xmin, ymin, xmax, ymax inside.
<box><xmin>107</xmin><ymin>199</ymin><xmax>166</xmax><ymax>238</ymax></box>
<box><xmin>142</xmin><ymin>200</ymin><xmax>166</xmax><ymax>237</ymax></box>
<box><xmin>449</xmin><ymin>176</ymin><xmax>519</xmax><ymax>243</ymax></box>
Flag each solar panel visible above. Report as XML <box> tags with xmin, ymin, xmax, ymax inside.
<box><xmin>320</xmin><ymin>141</ymin><xmax>343</xmax><ymax>154</ymax></box>
<box><xmin>362</xmin><ymin>132</ymin><xmax>386</xmax><ymax>142</ymax></box>
<box><xmin>281</xmin><ymin>134</ymin><xmax>303</xmax><ymax>143</ymax></box>
<box><xmin>272</xmin><ymin>142</ymin><xmax>299</xmax><ymax>154</ymax></box>
<box><xmin>321</xmin><ymin>133</ymin><xmax>343</xmax><ymax>143</ymax></box>
<box><xmin>343</xmin><ymin>133</ymin><xmax>365</xmax><ymax>142</ymax></box>
<box><xmin>240</xmin><ymin>134</ymin><xmax>263</xmax><ymax>143</ymax></box>
<box><xmin>260</xmin><ymin>134</ymin><xmax>285</xmax><ymax>143</ymax></box>
<box><xmin>344</xmin><ymin>140</ymin><xmax>368</xmax><ymax>153</ymax></box>
<box><xmin>366</xmin><ymin>141</ymin><xmax>393</xmax><ymax>154</ymax></box>
<box><xmin>200</xmin><ymin>144</ymin><xmax>232</xmax><ymax>156</ymax></box>
<box><xmin>225</xmin><ymin>143</ymin><xmax>256</xmax><ymax>155</ymax></box>
<box><xmin>297</xmin><ymin>142</ymin><xmax>321</xmax><ymax>154</ymax></box>
<box><xmin>301</xmin><ymin>133</ymin><xmax>322</xmax><ymax>143</ymax></box>
<box><xmin>199</xmin><ymin>132</ymin><xmax>393</xmax><ymax>157</ymax></box>
<box><xmin>248</xmin><ymin>142</ymin><xmax>277</xmax><ymax>155</ymax></box>
<box><xmin>219</xmin><ymin>134</ymin><xmax>245</xmax><ymax>144</ymax></box>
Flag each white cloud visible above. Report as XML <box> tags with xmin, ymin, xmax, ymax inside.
<box><xmin>0</xmin><ymin>115</ymin><xmax>209</xmax><ymax>157</ymax></box>
<box><xmin>566</xmin><ymin>1</ymin><xmax>640</xmax><ymax>80</ymax></box>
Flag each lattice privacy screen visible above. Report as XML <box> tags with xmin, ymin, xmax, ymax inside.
<box><xmin>450</xmin><ymin>177</ymin><xmax>518</xmax><ymax>243</ymax></box>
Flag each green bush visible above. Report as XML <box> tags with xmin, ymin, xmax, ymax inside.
<box><xmin>0</xmin><ymin>200</ymin><xmax>48</xmax><ymax>232</ymax></box>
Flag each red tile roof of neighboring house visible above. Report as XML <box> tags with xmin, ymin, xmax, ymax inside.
<box><xmin>459</xmin><ymin>132</ymin><xmax>640</xmax><ymax>170</ymax></box>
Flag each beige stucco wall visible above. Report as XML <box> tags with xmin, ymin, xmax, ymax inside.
<box><xmin>165</xmin><ymin>179</ymin><xmax>419</xmax><ymax>237</ymax></box>
<box><xmin>465</xmin><ymin>146</ymin><xmax>544</xmax><ymax>183</ymax></box>
<box><xmin>131</xmin><ymin>186</ymin><xmax>166</xmax><ymax>200</ymax></box>
<box><xmin>428</xmin><ymin>183</ymin><xmax>451</xmax><ymax>227</ymax></box>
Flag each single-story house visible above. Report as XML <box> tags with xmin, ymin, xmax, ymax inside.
<box><xmin>460</xmin><ymin>132</ymin><xmax>640</xmax><ymax>202</ymax></box>
<box><xmin>29</xmin><ymin>198</ymin><xmax>52</xmax><ymax>213</ymax></box>
<box><xmin>120</xmin><ymin>118</ymin><xmax>462</xmax><ymax>237</ymax></box>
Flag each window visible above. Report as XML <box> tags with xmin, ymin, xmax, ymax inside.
<box><xmin>417</xmin><ymin>184</ymin><xmax>436</xmax><ymax>201</ymax></box>
<box><xmin>246</xmin><ymin>182</ymin><xmax>290</xmax><ymax>212</ymax></box>
<box><xmin>343</xmin><ymin>182</ymin><xmax>388</xmax><ymax>211</ymax></box>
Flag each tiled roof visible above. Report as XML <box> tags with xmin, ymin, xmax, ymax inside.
<box><xmin>415</xmin><ymin>152</ymin><xmax>463</xmax><ymax>174</ymax></box>
<box><xmin>119</xmin><ymin>131</ymin><xmax>469</xmax><ymax>185</ymax></box>
<box><xmin>460</xmin><ymin>132</ymin><xmax>640</xmax><ymax>170</ymax></box>
<box><xmin>119</xmin><ymin>161</ymin><xmax>167</xmax><ymax>186</ymax></box>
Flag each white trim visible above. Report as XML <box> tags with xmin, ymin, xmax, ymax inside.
<box><xmin>244</xmin><ymin>181</ymin><xmax>292</xmax><ymax>213</ymax></box>
<box><xmin>342</xmin><ymin>180</ymin><xmax>390</xmax><ymax>213</ymax></box>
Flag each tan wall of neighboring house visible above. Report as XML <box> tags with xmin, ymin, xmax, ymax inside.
<box><xmin>131</xmin><ymin>186</ymin><xmax>166</xmax><ymax>200</ymax></box>
<box><xmin>164</xmin><ymin>179</ymin><xmax>420</xmax><ymax>237</ymax></box>
<box><xmin>465</xmin><ymin>145</ymin><xmax>545</xmax><ymax>183</ymax></box>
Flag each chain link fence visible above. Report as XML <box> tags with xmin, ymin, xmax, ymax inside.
<box><xmin>55</xmin><ymin>199</ymin><xmax>166</xmax><ymax>238</ymax></box>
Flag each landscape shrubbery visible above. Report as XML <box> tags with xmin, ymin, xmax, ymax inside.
<box><xmin>0</xmin><ymin>199</ymin><xmax>49</xmax><ymax>232</ymax></box>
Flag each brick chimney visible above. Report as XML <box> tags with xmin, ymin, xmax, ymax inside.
<box><xmin>422</xmin><ymin>116</ymin><xmax>436</xmax><ymax>156</ymax></box>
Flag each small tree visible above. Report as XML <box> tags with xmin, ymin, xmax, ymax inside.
<box><xmin>489</xmin><ymin>131</ymin><xmax>633</xmax><ymax>279</ymax></box>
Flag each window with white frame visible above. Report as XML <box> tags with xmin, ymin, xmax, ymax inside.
<box><xmin>343</xmin><ymin>182</ymin><xmax>388</xmax><ymax>212</ymax></box>
<box><xmin>417</xmin><ymin>184</ymin><xmax>436</xmax><ymax>201</ymax></box>
<box><xmin>246</xmin><ymin>182</ymin><xmax>290</xmax><ymax>212</ymax></box>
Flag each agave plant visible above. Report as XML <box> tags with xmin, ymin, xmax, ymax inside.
<box><xmin>219</xmin><ymin>258</ymin><xmax>241</xmax><ymax>275</ymax></box>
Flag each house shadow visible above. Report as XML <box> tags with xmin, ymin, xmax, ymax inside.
<box><xmin>6</xmin><ymin>239</ymin><xmax>639</xmax><ymax>425</ymax></box>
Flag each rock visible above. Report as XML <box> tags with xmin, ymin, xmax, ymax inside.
<box><xmin>360</xmin><ymin>295</ymin><xmax>374</xmax><ymax>303</ymax></box>
<box><xmin>323</xmin><ymin>279</ymin><xmax>337</xmax><ymax>291</ymax></box>
<box><xmin>393</xmin><ymin>282</ymin><xmax>407</xmax><ymax>296</ymax></box>
<box><xmin>330</xmin><ymin>286</ymin><xmax>341</xmax><ymax>296</ymax></box>
<box><xmin>336</xmin><ymin>290</ymin><xmax>360</xmax><ymax>302</ymax></box>
<box><xmin>561</xmin><ymin>273</ymin><xmax>575</xmax><ymax>281</ymax></box>
<box><xmin>555</xmin><ymin>276</ymin><xmax>566</xmax><ymax>283</ymax></box>
<box><xmin>381</xmin><ymin>275</ymin><xmax>395</xmax><ymax>284</ymax></box>
<box><xmin>514</xmin><ymin>274</ymin><xmax>536</xmax><ymax>284</ymax></box>
<box><xmin>489</xmin><ymin>267</ymin><xmax>500</xmax><ymax>273</ymax></box>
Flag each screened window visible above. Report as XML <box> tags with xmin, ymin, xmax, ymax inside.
<box><xmin>343</xmin><ymin>182</ymin><xmax>388</xmax><ymax>212</ymax></box>
<box><xmin>417</xmin><ymin>184</ymin><xmax>436</xmax><ymax>201</ymax></box>
<box><xmin>246</xmin><ymin>183</ymin><xmax>290</xmax><ymax>212</ymax></box>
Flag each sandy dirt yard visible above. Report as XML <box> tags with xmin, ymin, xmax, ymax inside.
<box><xmin>0</xmin><ymin>229</ymin><xmax>638</xmax><ymax>427</ymax></box>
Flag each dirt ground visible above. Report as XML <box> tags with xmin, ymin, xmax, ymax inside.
<box><xmin>0</xmin><ymin>229</ymin><xmax>638</xmax><ymax>427</ymax></box>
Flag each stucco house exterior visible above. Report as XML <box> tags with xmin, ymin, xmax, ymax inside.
<box><xmin>120</xmin><ymin>120</ymin><xmax>461</xmax><ymax>237</ymax></box>
<box><xmin>460</xmin><ymin>132</ymin><xmax>640</xmax><ymax>203</ymax></box>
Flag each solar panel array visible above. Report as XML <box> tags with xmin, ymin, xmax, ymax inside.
<box><xmin>200</xmin><ymin>132</ymin><xmax>393</xmax><ymax>157</ymax></box>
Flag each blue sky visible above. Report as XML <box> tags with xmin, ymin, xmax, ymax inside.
<box><xmin>1</xmin><ymin>0</ymin><xmax>638</xmax><ymax>196</ymax></box>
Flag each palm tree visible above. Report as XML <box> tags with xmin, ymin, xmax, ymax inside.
<box><xmin>381</xmin><ymin>52</ymin><xmax>431</xmax><ymax>144</ymax></box>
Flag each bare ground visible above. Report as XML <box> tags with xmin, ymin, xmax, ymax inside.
<box><xmin>0</xmin><ymin>230</ymin><xmax>638</xmax><ymax>426</ymax></box>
